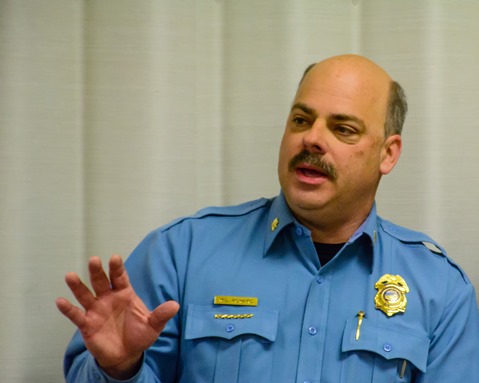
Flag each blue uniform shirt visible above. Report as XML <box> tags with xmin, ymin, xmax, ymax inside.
<box><xmin>64</xmin><ymin>194</ymin><xmax>479</xmax><ymax>382</ymax></box>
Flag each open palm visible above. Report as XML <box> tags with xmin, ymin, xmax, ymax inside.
<box><xmin>56</xmin><ymin>255</ymin><xmax>179</xmax><ymax>379</ymax></box>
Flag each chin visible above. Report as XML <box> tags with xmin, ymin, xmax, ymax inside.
<box><xmin>284</xmin><ymin>188</ymin><xmax>330</xmax><ymax>212</ymax></box>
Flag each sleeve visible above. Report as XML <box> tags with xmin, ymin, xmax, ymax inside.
<box><xmin>415</xmin><ymin>269</ymin><xmax>479</xmax><ymax>382</ymax></box>
<box><xmin>63</xmin><ymin>228</ymin><xmax>185</xmax><ymax>383</ymax></box>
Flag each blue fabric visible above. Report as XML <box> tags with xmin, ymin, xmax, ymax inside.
<box><xmin>64</xmin><ymin>193</ymin><xmax>479</xmax><ymax>382</ymax></box>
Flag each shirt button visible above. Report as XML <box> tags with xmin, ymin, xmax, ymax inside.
<box><xmin>226</xmin><ymin>324</ymin><xmax>235</xmax><ymax>333</ymax></box>
<box><xmin>383</xmin><ymin>343</ymin><xmax>393</xmax><ymax>352</ymax></box>
<box><xmin>316</xmin><ymin>275</ymin><xmax>324</xmax><ymax>284</ymax></box>
<box><xmin>308</xmin><ymin>326</ymin><xmax>318</xmax><ymax>335</ymax></box>
<box><xmin>296</xmin><ymin>226</ymin><xmax>303</xmax><ymax>236</ymax></box>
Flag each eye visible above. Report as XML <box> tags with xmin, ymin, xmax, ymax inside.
<box><xmin>292</xmin><ymin>116</ymin><xmax>308</xmax><ymax>125</ymax></box>
<box><xmin>335</xmin><ymin>125</ymin><xmax>356</xmax><ymax>135</ymax></box>
<box><xmin>291</xmin><ymin>116</ymin><xmax>311</xmax><ymax>131</ymax></box>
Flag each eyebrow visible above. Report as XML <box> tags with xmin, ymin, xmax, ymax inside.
<box><xmin>291</xmin><ymin>102</ymin><xmax>317</xmax><ymax>117</ymax></box>
<box><xmin>291</xmin><ymin>102</ymin><xmax>366</xmax><ymax>130</ymax></box>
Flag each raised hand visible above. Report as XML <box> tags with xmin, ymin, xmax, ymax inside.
<box><xmin>56</xmin><ymin>255</ymin><xmax>179</xmax><ymax>380</ymax></box>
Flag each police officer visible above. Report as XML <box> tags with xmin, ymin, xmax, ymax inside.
<box><xmin>57</xmin><ymin>54</ymin><xmax>479</xmax><ymax>382</ymax></box>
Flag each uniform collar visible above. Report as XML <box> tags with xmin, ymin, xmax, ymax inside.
<box><xmin>264</xmin><ymin>192</ymin><xmax>298</xmax><ymax>255</ymax></box>
<box><xmin>264</xmin><ymin>192</ymin><xmax>379</xmax><ymax>258</ymax></box>
<box><xmin>347</xmin><ymin>203</ymin><xmax>378</xmax><ymax>247</ymax></box>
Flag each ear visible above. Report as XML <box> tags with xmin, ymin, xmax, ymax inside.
<box><xmin>379</xmin><ymin>134</ymin><xmax>402</xmax><ymax>175</ymax></box>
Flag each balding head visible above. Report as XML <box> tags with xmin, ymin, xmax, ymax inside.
<box><xmin>299</xmin><ymin>55</ymin><xmax>407</xmax><ymax>136</ymax></box>
<box><xmin>278</xmin><ymin>54</ymin><xmax>404</xmax><ymax>241</ymax></box>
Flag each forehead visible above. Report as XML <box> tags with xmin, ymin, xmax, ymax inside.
<box><xmin>294</xmin><ymin>60</ymin><xmax>390</xmax><ymax>125</ymax></box>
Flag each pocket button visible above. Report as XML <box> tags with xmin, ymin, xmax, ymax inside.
<box><xmin>383</xmin><ymin>343</ymin><xmax>393</xmax><ymax>352</ymax></box>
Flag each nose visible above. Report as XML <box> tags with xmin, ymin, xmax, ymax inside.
<box><xmin>302</xmin><ymin>119</ymin><xmax>327</xmax><ymax>153</ymax></box>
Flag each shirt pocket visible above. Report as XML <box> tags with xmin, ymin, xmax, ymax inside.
<box><xmin>340</xmin><ymin>318</ymin><xmax>430</xmax><ymax>383</ymax></box>
<box><xmin>183</xmin><ymin>304</ymin><xmax>279</xmax><ymax>383</ymax></box>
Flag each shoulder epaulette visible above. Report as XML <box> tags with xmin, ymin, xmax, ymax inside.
<box><xmin>161</xmin><ymin>197</ymin><xmax>271</xmax><ymax>231</ymax></box>
<box><xmin>379</xmin><ymin>218</ymin><xmax>469</xmax><ymax>282</ymax></box>
<box><xmin>380</xmin><ymin>219</ymin><xmax>445</xmax><ymax>254</ymax></box>
<box><xmin>192</xmin><ymin>198</ymin><xmax>270</xmax><ymax>219</ymax></box>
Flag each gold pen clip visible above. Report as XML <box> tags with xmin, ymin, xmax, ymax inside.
<box><xmin>400</xmin><ymin>360</ymin><xmax>407</xmax><ymax>378</ymax></box>
<box><xmin>355</xmin><ymin>311</ymin><xmax>365</xmax><ymax>341</ymax></box>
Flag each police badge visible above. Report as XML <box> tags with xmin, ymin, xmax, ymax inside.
<box><xmin>374</xmin><ymin>274</ymin><xmax>409</xmax><ymax>317</ymax></box>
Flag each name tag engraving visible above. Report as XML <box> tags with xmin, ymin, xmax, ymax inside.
<box><xmin>214</xmin><ymin>296</ymin><xmax>258</xmax><ymax>306</ymax></box>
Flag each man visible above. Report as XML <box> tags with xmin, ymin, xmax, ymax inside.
<box><xmin>57</xmin><ymin>54</ymin><xmax>479</xmax><ymax>382</ymax></box>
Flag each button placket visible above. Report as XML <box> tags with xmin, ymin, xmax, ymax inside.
<box><xmin>296</xmin><ymin>226</ymin><xmax>304</xmax><ymax>236</ymax></box>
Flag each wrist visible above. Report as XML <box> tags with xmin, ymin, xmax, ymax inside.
<box><xmin>99</xmin><ymin>354</ymin><xmax>144</xmax><ymax>381</ymax></box>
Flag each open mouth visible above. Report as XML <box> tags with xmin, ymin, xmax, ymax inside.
<box><xmin>297</xmin><ymin>166</ymin><xmax>327</xmax><ymax>178</ymax></box>
<box><xmin>294</xmin><ymin>165</ymin><xmax>330</xmax><ymax>185</ymax></box>
<box><xmin>288</xmin><ymin>150</ymin><xmax>337</xmax><ymax>181</ymax></box>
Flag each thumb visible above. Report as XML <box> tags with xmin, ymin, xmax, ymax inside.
<box><xmin>149</xmin><ymin>300</ymin><xmax>180</xmax><ymax>332</ymax></box>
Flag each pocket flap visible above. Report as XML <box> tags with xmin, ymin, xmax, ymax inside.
<box><xmin>342</xmin><ymin>318</ymin><xmax>430</xmax><ymax>373</ymax></box>
<box><xmin>185</xmin><ymin>304</ymin><xmax>279</xmax><ymax>342</ymax></box>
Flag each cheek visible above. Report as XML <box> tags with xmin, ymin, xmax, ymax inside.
<box><xmin>277</xmin><ymin>137</ymin><xmax>290</xmax><ymax>176</ymax></box>
<box><xmin>347</xmin><ymin>147</ymin><xmax>383</xmax><ymax>180</ymax></box>
<box><xmin>337</xmin><ymin>149</ymin><xmax>377</xmax><ymax>181</ymax></box>
<box><xmin>278</xmin><ymin>133</ymin><xmax>297</xmax><ymax>164</ymax></box>
<box><xmin>353</xmin><ymin>149</ymin><xmax>374</xmax><ymax>166</ymax></box>
<box><xmin>352</xmin><ymin>140</ymin><xmax>382</xmax><ymax>164</ymax></box>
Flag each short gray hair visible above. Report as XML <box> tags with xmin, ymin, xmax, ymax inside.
<box><xmin>385</xmin><ymin>80</ymin><xmax>407</xmax><ymax>136</ymax></box>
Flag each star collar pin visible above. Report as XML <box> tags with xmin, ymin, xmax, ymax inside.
<box><xmin>271</xmin><ymin>217</ymin><xmax>279</xmax><ymax>231</ymax></box>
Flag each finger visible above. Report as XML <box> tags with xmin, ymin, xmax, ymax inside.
<box><xmin>88</xmin><ymin>256</ymin><xmax>112</xmax><ymax>297</ymax></box>
<box><xmin>108</xmin><ymin>255</ymin><xmax>130</xmax><ymax>290</ymax></box>
<box><xmin>56</xmin><ymin>297</ymin><xmax>88</xmax><ymax>330</ymax></box>
<box><xmin>149</xmin><ymin>301</ymin><xmax>180</xmax><ymax>333</ymax></box>
<box><xmin>65</xmin><ymin>272</ymin><xmax>97</xmax><ymax>309</ymax></box>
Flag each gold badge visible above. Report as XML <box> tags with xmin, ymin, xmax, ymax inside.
<box><xmin>374</xmin><ymin>274</ymin><xmax>409</xmax><ymax>317</ymax></box>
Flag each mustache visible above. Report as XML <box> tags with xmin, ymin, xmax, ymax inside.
<box><xmin>288</xmin><ymin>150</ymin><xmax>337</xmax><ymax>180</ymax></box>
